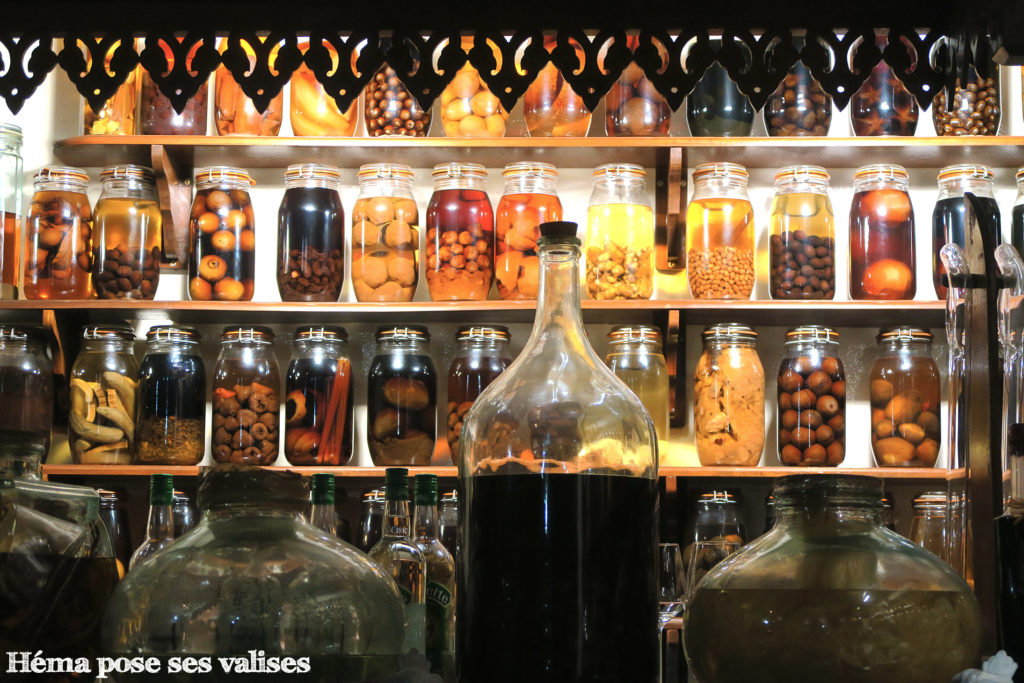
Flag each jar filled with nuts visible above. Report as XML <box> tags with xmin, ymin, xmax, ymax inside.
<box><xmin>0</xmin><ymin>124</ymin><xmax>23</xmax><ymax>301</ymax></box>
<box><xmin>136</xmin><ymin>326</ymin><xmax>205</xmax><ymax>465</ymax></box>
<box><xmin>932</xmin><ymin>66</ymin><xmax>1000</xmax><ymax>136</ymax></box>
<box><xmin>83</xmin><ymin>40</ymin><xmax>139</xmax><ymax>135</ymax></box>
<box><xmin>364</xmin><ymin>64</ymin><xmax>431</xmax><ymax>137</ymax></box>
<box><xmin>277</xmin><ymin>164</ymin><xmax>344</xmax><ymax>302</ymax></box>
<box><xmin>933</xmin><ymin>164</ymin><xmax>1001</xmax><ymax>300</ymax></box>
<box><xmin>694</xmin><ymin>324</ymin><xmax>764</xmax><ymax>467</ymax></box>
<box><xmin>439</xmin><ymin>37</ymin><xmax>508</xmax><ymax>138</ymax></box>
<box><xmin>606</xmin><ymin>326</ymin><xmax>669</xmax><ymax>452</ymax></box>
<box><xmin>870</xmin><ymin>328</ymin><xmax>941</xmax><ymax>467</ymax></box>
<box><xmin>290</xmin><ymin>41</ymin><xmax>359</xmax><ymax>137</ymax></box>
<box><xmin>447</xmin><ymin>326</ymin><xmax>512</xmax><ymax>463</ymax></box>
<box><xmin>214</xmin><ymin>39</ymin><xmax>283</xmax><ymax>136</ymax></box>
<box><xmin>285</xmin><ymin>326</ymin><xmax>353</xmax><ymax>466</ymax></box>
<box><xmin>850</xmin><ymin>37</ymin><xmax>918</xmax><ymax>136</ymax></box>
<box><xmin>764</xmin><ymin>59</ymin><xmax>832</xmax><ymax>136</ymax></box>
<box><xmin>686</xmin><ymin>162</ymin><xmax>755</xmax><ymax>300</ymax></box>
<box><xmin>585</xmin><ymin>163</ymin><xmax>654</xmax><ymax>300</ymax></box>
<box><xmin>139</xmin><ymin>52</ymin><xmax>207</xmax><ymax>136</ymax></box>
<box><xmin>777</xmin><ymin>326</ymin><xmax>846</xmax><ymax>466</ymax></box>
<box><xmin>187</xmin><ymin>166</ymin><xmax>255</xmax><ymax>302</ymax></box>
<box><xmin>495</xmin><ymin>162</ymin><xmax>562</xmax><ymax>299</ymax></box>
<box><xmin>604</xmin><ymin>35</ymin><xmax>671</xmax><ymax>136</ymax></box>
<box><xmin>24</xmin><ymin>166</ymin><xmax>93</xmax><ymax>300</ymax></box>
<box><xmin>212</xmin><ymin>326</ymin><xmax>281</xmax><ymax>465</ymax></box>
<box><xmin>353</xmin><ymin>163</ymin><xmax>419</xmax><ymax>302</ymax></box>
<box><xmin>523</xmin><ymin>36</ymin><xmax>592</xmax><ymax>137</ymax></box>
<box><xmin>93</xmin><ymin>165</ymin><xmax>162</xmax><ymax>300</ymax></box>
<box><xmin>426</xmin><ymin>163</ymin><xmax>494</xmax><ymax>301</ymax></box>
<box><xmin>769</xmin><ymin>165</ymin><xmax>835</xmax><ymax>300</ymax></box>
<box><xmin>368</xmin><ymin>325</ymin><xmax>437</xmax><ymax>467</ymax></box>
<box><xmin>70</xmin><ymin>326</ymin><xmax>138</xmax><ymax>465</ymax></box>
<box><xmin>849</xmin><ymin>164</ymin><xmax>916</xmax><ymax>300</ymax></box>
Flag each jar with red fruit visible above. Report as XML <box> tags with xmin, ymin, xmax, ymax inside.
<box><xmin>604</xmin><ymin>36</ymin><xmax>671</xmax><ymax>136</ymax></box>
<box><xmin>284</xmin><ymin>326</ymin><xmax>353</xmax><ymax>466</ymax></box>
<box><xmin>425</xmin><ymin>163</ymin><xmax>494</xmax><ymax>301</ymax></box>
<box><xmin>446</xmin><ymin>325</ymin><xmax>512</xmax><ymax>463</ymax></box>
<box><xmin>523</xmin><ymin>37</ymin><xmax>592</xmax><ymax>137</ymax></box>
<box><xmin>187</xmin><ymin>167</ymin><xmax>256</xmax><ymax>301</ymax></box>
<box><xmin>932</xmin><ymin>164</ymin><xmax>1001</xmax><ymax>300</ymax></box>
<box><xmin>24</xmin><ymin>166</ymin><xmax>93</xmax><ymax>300</ymax></box>
<box><xmin>777</xmin><ymin>326</ymin><xmax>846</xmax><ymax>467</ymax></box>
<box><xmin>495</xmin><ymin>162</ymin><xmax>562</xmax><ymax>299</ymax></box>
<box><xmin>352</xmin><ymin>163</ymin><xmax>420</xmax><ymax>302</ymax></box>
<box><xmin>849</xmin><ymin>164</ymin><xmax>916</xmax><ymax>300</ymax></box>
<box><xmin>211</xmin><ymin>326</ymin><xmax>280</xmax><ymax>465</ymax></box>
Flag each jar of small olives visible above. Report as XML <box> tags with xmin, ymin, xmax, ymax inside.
<box><xmin>777</xmin><ymin>326</ymin><xmax>846</xmax><ymax>466</ymax></box>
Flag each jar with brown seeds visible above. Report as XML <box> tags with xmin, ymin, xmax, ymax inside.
<box><xmin>768</xmin><ymin>166</ymin><xmax>835</xmax><ymax>300</ymax></box>
<box><xmin>932</xmin><ymin>66</ymin><xmax>1000</xmax><ymax>136</ymax></box>
<box><xmin>364</xmin><ymin>64</ymin><xmax>431</xmax><ymax>137</ymax></box>
<box><xmin>92</xmin><ymin>165</ymin><xmax>162</xmax><ymax>300</ymax></box>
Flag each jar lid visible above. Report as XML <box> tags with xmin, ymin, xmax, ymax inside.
<box><xmin>376</xmin><ymin>325</ymin><xmax>429</xmax><ymax>342</ymax></box>
<box><xmin>441</xmin><ymin>490</ymin><xmax>458</xmax><ymax>504</ymax></box>
<box><xmin>774</xmin><ymin>165</ymin><xmax>829</xmax><ymax>185</ymax></box>
<box><xmin>100</xmin><ymin>164</ymin><xmax>156</xmax><ymax>184</ymax></box>
<box><xmin>359</xmin><ymin>163</ymin><xmax>414</xmax><ymax>181</ymax></box>
<box><xmin>0</xmin><ymin>325</ymin><xmax>48</xmax><ymax>345</ymax></box>
<box><xmin>913</xmin><ymin>490</ymin><xmax>950</xmax><ymax>511</ymax></box>
<box><xmin>702</xmin><ymin>323</ymin><xmax>757</xmax><ymax>343</ymax></box>
<box><xmin>146</xmin><ymin>325</ymin><xmax>200</xmax><ymax>343</ymax></box>
<box><xmin>697</xmin><ymin>490</ymin><xmax>739</xmax><ymax>505</ymax></box>
<box><xmin>882</xmin><ymin>492</ymin><xmax>894</xmax><ymax>510</ymax></box>
<box><xmin>877</xmin><ymin>327</ymin><xmax>933</xmax><ymax>343</ymax></box>
<box><xmin>285</xmin><ymin>163</ymin><xmax>343</xmax><ymax>183</ymax></box>
<box><xmin>593</xmin><ymin>163</ymin><xmax>645</xmax><ymax>180</ymax></box>
<box><xmin>503</xmin><ymin>161</ymin><xmax>558</xmax><ymax>179</ymax></box>
<box><xmin>1016</xmin><ymin>166</ymin><xmax>1024</xmax><ymax>185</ymax></box>
<box><xmin>608</xmin><ymin>325</ymin><xmax>663</xmax><ymax>344</ymax></box>
<box><xmin>34</xmin><ymin>165</ymin><xmax>90</xmax><ymax>188</ymax></box>
<box><xmin>853</xmin><ymin>163</ymin><xmax>908</xmax><ymax>183</ymax></box>
<box><xmin>456</xmin><ymin>325</ymin><xmax>510</xmax><ymax>342</ymax></box>
<box><xmin>97</xmin><ymin>489</ymin><xmax>120</xmax><ymax>504</ymax></box>
<box><xmin>692</xmin><ymin>162</ymin><xmax>748</xmax><ymax>181</ymax></box>
<box><xmin>220</xmin><ymin>326</ymin><xmax>275</xmax><ymax>343</ymax></box>
<box><xmin>938</xmin><ymin>164</ymin><xmax>994</xmax><ymax>183</ymax></box>
<box><xmin>785</xmin><ymin>325</ymin><xmax>839</xmax><ymax>344</ymax></box>
<box><xmin>195</xmin><ymin>166</ymin><xmax>254</xmax><ymax>187</ymax></box>
<box><xmin>82</xmin><ymin>325</ymin><xmax>135</xmax><ymax>342</ymax></box>
<box><xmin>294</xmin><ymin>325</ymin><xmax>348</xmax><ymax>343</ymax></box>
<box><xmin>432</xmin><ymin>162</ymin><xmax>486</xmax><ymax>181</ymax></box>
<box><xmin>0</xmin><ymin>122</ymin><xmax>23</xmax><ymax>144</ymax></box>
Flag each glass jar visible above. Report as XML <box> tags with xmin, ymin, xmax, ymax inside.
<box><xmin>850</xmin><ymin>37</ymin><xmax>919</xmax><ymax>136</ymax></box>
<box><xmin>214</xmin><ymin>40</ymin><xmax>283</xmax><ymax>136</ymax></box>
<box><xmin>368</xmin><ymin>326</ymin><xmax>436</xmax><ymax>466</ymax></box>
<box><xmin>136</xmin><ymin>326</ymin><xmax>205</xmax><ymax>465</ymax></box>
<box><xmin>352</xmin><ymin>163</ymin><xmax>419</xmax><ymax>302</ymax></box>
<box><xmin>1014</xmin><ymin>167</ymin><xmax>1024</xmax><ymax>258</ymax></box>
<box><xmin>694</xmin><ymin>324</ymin><xmax>764</xmax><ymax>466</ymax></box>
<box><xmin>933</xmin><ymin>164</ymin><xmax>1001</xmax><ymax>300</ymax></box>
<box><xmin>290</xmin><ymin>41</ymin><xmax>358</xmax><ymax>136</ymax></box>
<box><xmin>870</xmin><ymin>328</ymin><xmax>942</xmax><ymax>467</ymax></box>
<box><xmin>139</xmin><ymin>60</ymin><xmax>208</xmax><ymax>136</ymax></box>
<box><xmin>686</xmin><ymin>162</ymin><xmax>755</xmax><ymax>299</ymax></box>
<box><xmin>364</xmin><ymin>63</ymin><xmax>431</xmax><ymax>137</ymax></box>
<box><xmin>187</xmin><ymin>166</ymin><xmax>255</xmax><ymax>301</ymax></box>
<box><xmin>933</xmin><ymin>66</ymin><xmax>1000</xmax><ymax>136</ymax></box>
<box><xmin>606</xmin><ymin>325</ymin><xmax>670</xmax><ymax>452</ymax></box>
<box><xmin>84</xmin><ymin>42</ymin><xmax>139</xmax><ymax>135</ymax></box>
<box><xmin>849</xmin><ymin>163</ymin><xmax>916</xmax><ymax>300</ymax></box>
<box><xmin>523</xmin><ymin>37</ymin><xmax>591</xmax><ymax>137</ymax></box>
<box><xmin>98</xmin><ymin>489</ymin><xmax>131</xmax><ymax>578</ymax></box>
<box><xmin>212</xmin><ymin>327</ymin><xmax>281</xmax><ymax>465</ymax></box>
<box><xmin>446</xmin><ymin>326</ymin><xmax>512</xmax><ymax>463</ymax></box>
<box><xmin>0</xmin><ymin>440</ymin><xmax>44</xmax><ymax>479</ymax></box>
<box><xmin>769</xmin><ymin>165</ymin><xmax>836</xmax><ymax>300</ymax></box>
<box><xmin>277</xmin><ymin>164</ymin><xmax>344</xmax><ymax>302</ymax></box>
<box><xmin>495</xmin><ymin>162</ymin><xmax>563</xmax><ymax>299</ymax></box>
<box><xmin>685</xmin><ymin>475</ymin><xmax>982</xmax><ymax>682</ymax></box>
<box><xmin>24</xmin><ymin>166</ymin><xmax>93</xmax><ymax>300</ymax></box>
<box><xmin>92</xmin><ymin>165</ymin><xmax>162</xmax><ymax>300</ymax></box>
<box><xmin>284</xmin><ymin>326</ymin><xmax>353</xmax><ymax>466</ymax></box>
<box><xmin>585</xmin><ymin>163</ymin><xmax>654</xmax><ymax>300</ymax></box>
<box><xmin>778</xmin><ymin>326</ymin><xmax>846</xmax><ymax>466</ymax></box>
<box><xmin>70</xmin><ymin>325</ymin><xmax>138</xmax><ymax>465</ymax></box>
<box><xmin>425</xmin><ymin>163</ymin><xmax>494</xmax><ymax>301</ymax></box>
<box><xmin>173</xmin><ymin>490</ymin><xmax>198</xmax><ymax>536</ymax></box>
<box><xmin>0</xmin><ymin>326</ymin><xmax>53</xmax><ymax>451</ymax></box>
<box><xmin>683</xmin><ymin>491</ymin><xmax>747</xmax><ymax>592</ymax></box>
<box><xmin>439</xmin><ymin>37</ymin><xmax>508</xmax><ymax>138</ymax></box>
<box><xmin>909</xmin><ymin>491</ymin><xmax>961</xmax><ymax>566</ymax></box>
<box><xmin>439</xmin><ymin>490</ymin><xmax>458</xmax><ymax>558</ymax></box>
<box><xmin>102</xmin><ymin>466</ymin><xmax>407</xmax><ymax>674</ymax></box>
<box><xmin>764</xmin><ymin>60</ymin><xmax>832</xmax><ymax>136</ymax></box>
<box><xmin>358</xmin><ymin>487</ymin><xmax>386</xmax><ymax>552</ymax></box>
<box><xmin>686</xmin><ymin>41</ymin><xmax>754</xmax><ymax>137</ymax></box>
<box><xmin>605</xmin><ymin>36</ymin><xmax>671</xmax><ymax>136</ymax></box>
<box><xmin>0</xmin><ymin>123</ymin><xmax>22</xmax><ymax>300</ymax></box>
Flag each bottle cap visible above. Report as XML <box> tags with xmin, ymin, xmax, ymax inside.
<box><xmin>414</xmin><ymin>473</ymin><xmax>439</xmax><ymax>506</ymax></box>
<box><xmin>537</xmin><ymin>221</ymin><xmax>581</xmax><ymax>247</ymax></box>
<box><xmin>385</xmin><ymin>467</ymin><xmax>410</xmax><ymax>499</ymax></box>
<box><xmin>149</xmin><ymin>473</ymin><xmax>174</xmax><ymax>506</ymax></box>
<box><xmin>311</xmin><ymin>473</ymin><xmax>335</xmax><ymax>505</ymax></box>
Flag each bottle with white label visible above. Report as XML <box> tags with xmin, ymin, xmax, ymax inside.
<box><xmin>413</xmin><ymin>473</ymin><xmax>456</xmax><ymax>675</ymax></box>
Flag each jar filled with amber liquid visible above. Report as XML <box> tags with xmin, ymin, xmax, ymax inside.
<box><xmin>849</xmin><ymin>164</ymin><xmax>916</xmax><ymax>300</ymax></box>
<box><xmin>686</xmin><ymin>163</ymin><xmax>755</xmax><ymax>300</ymax></box>
<box><xmin>426</xmin><ymin>163</ymin><xmax>494</xmax><ymax>301</ymax></box>
<box><xmin>277</xmin><ymin>164</ymin><xmax>344</xmax><ymax>302</ymax></box>
<box><xmin>188</xmin><ymin>167</ymin><xmax>255</xmax><ymax>301</ymax></box>
<box><xmin>495</xmin><ymin>162</ymin><xmax>563</xmax><ymax>300</ymax></box>
<box><xmin>523</xmin><ymin>37</ymin><xmax>591</xmax><ymax>137</ymax></box>
<box><xmin>439</xmin><ymin>36</ymin><xmax>508</xmax><ymax>138</ymax></box>
<box><xmin>933</xmin><ymin>164</ymin><xmax>1001</xmax><ymax>300</ymax></box>
<box><xmin>606</xmin><ymin>326</ymin><xmax>670</xmax><ymax>453</ymax></box>
<box><xmin>84</xmin><ymin>56</ymin><xmax>139</xmax><ymax>135</ymax></box>
<box><xmin>214</xmin><ymin>38</ymin><xmax>283</xmax><ymax>136</ymax></box>
<box><xmin>136</xmin><ymin>326</ymin><xmax>205</xmax><ymax>465</ymax></box>
<box><xmin>24</xmin><ymin>166</ymin><xmax>93</xmax><ymax>299</ymax></box>
<box><xmin>604</xmin><ymin>36</ymin><xmax>671</xmax><ymax>136</ymax></box>
<box><xmin>585</xmin><ymin>163</ymin><xmax>654</xmax><ymax>300</ymax></box>
<box><xmin>447</xmin><ymin>326</ymin><xmax>512</xmax><ymax>463</ymax></box>
<box><xmin>211</xmin><ymin>327</ymin><xmax>281</xmax><ymax>465</ymax></box>
<box><xmin>70</xmin><ymin>326</ymin><xmax>138</xmax><ymax>465</ymax></box>
<box><xmin>285</xmin><ymin>326</ymin><xmax>353</xmax><ymax>466</ymax></box>
<box><xmin>849</xmin><ymin>36</ymin><xmax>919</xmax><ymax>136</ymax></box>
<box><xmin>777</xmin><ymin>326</ymin><xmax>846</xmax><ymax>466</ymax></box>
<box><xmin>139</xmin><ymin>39</ymin><xmax>207</xmax><ymax>136</ymax></box>
<box><xmin>769</xmin><ymin>165</ymin><xmax>835</xmax><ymax>300</ymax></box>
<box><xmin>0</xmin><ymin>123</ymin><xmax>22</xmax><ymax>300</ymax></box>
<box><xmin>368</xmin><ymin>325</ymin><xmax>436</xmax><ymax>466</ymax></box>
<box><xmin>93</xmin><ymin>165</ymin><xmax>162</xmax><ymax>300</ymax></box>
<box><xmin>290</xmin><ymin>41</ymin><xmax>358</xmax><ymax>136</ymax></box>
<box><xmin>694</xmin><ymin>324</ymin><xmax>764</xmax><ymax>466</ymax></box>
<box><xmin>870</xmin><ymin>328</ymin><xmax>941</xmax><ymax>467</ymax></box>
<box><xmin>764</xmin><ymin>59</ymin><xmax>832</xmax><ymax>136</ymax></box>
<box><xmin>352</xmin><ymin>163</ymin><xmax>419</xmax><ymax>302</ymax></box>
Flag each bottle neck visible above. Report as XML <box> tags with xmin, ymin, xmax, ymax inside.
<box><xmin>146</xmin><ymin>503</ymin><xmax>175</xmax><ymax>541</ymax></box>
<box><xmin>309</xmin><ymin>503</ymin><xmax>337</xmax><ymax>535</ymax></box>
<box><xmin>413</xmin><ymin>501</ymin><xmax>439</xmax><ymax>541</ymax></box>
<box><xmin>383</xmin><ymin>497</ymin><xmax>411</xmax><ymax>538</ymax></box>
<box><xmin>528</xmin><ymin>242</ymin><xmax>589</xmax><ymax>352</ymax></box>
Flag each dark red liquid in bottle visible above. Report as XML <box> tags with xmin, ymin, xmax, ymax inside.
<box><xmin>425</xmin><ymin>188</ymin><xmax>494</xmax><ymax>300</ymax></box>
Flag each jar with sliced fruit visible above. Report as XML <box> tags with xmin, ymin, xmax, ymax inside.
<box><xmin>368</xmin><ymin>325</ymin><xmax>436</xmax><ymax>466</ymax></box>
<box><xmin>439</xmin><ymin>37</ymin><xmax>508</xmax><ymax>138</ymax></box>
<box><xmin>284</xmin><ymin>326</ymin><xmax>353</xmax><ymax>466</ymax></box>
<box><xmin>604</xmin><ymin>36</ymin><xmax>671</xmax><ymax>136</ymax></box>
<box><xmin>187</xmin><ymin>167</ymin><xmax>255</xmax><ymax>301</ymax></box>
<box><xmin>523</xmin><ymin>36</ymin><xmax>592</xmax><ymax>137</ymax></box>
<box><xmin>352</xmin><ymin>163</ymin><xmax>419</xmax><ymax>302</ymax></box>
<box><xmin>24</xmin><ymin>166</ymin><xmax>93</xmax><ymax>300</ymax></box>
<box><xmin>290</xmin><ymin>41</ymin><xmax>359</xmax><ymax>136</ymax></box>
<box><xmin>849</xmin><ymin>164</ymin><xmax>916</xmax><ymax>300</ymax></box>
<box><xmin>211</xmin><ymin>327</ymin><xmax>281</xmax><ymax>465</ymax></box>
<box><xmin>426</xmin><ymin>162</ymin><xmax>494</xmax><ymax>300</ymax></box>
<box><xmin>70</xmin><ymin>326</ymin><xmax>138</xmax><ymax>465</ymax></box>
<box><xmin>495</xmin><ymin>162</ymin><xmax>562</xmax><ymax>299</ymax></box>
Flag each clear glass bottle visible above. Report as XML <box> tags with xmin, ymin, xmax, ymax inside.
<box><xmin>0</xmin><ymin>123</ymin><xmax>22</xmax><ymax>300</ymax></box>
<box><xmin>605</xmin><ymin>36</ymin><xmax>671</xmax><ymax>136</ymax></box>
<box><xmin>777</xmin><ymin>326</ymin><xmax>846</xmax><ymax>466</ymax></box>
<box><xmin>84</xmin><ymin>42</ymin><xmax>139</xmax><ymax>135</ymax></box>
<box><xmin>172</xmin><ymin>490</ymin><xmax>197</xmax><ymax>537</ymax></box>
<box><xmin>136</xmin><ymin>326</ymin><xmax>205</xmax><ymax>465</ymax></box>
<box><xmin>447</xmin><ymin>326</ymin><xmax>512</xmax><ymax>464</ymax></box>
<box><xmin>606</xmin><ymin>325</ymin><xmax>670</xmax><ymax>453</ymax></box>
<box><xmin>285</xmin><ymin>326</ymin><xmax>353</xmax><ymax>466</ymax></box>
<box><xmin>426</xmin><ymin>162</ymin><xmax>494</xmax><ymax>301</ymax></box>
<box><xmin>769</xmin><ymin>165</ymin><xmax>835</xmax><ymax>300</ymax></box>
<box><xmin>98</xmin><ymin>489</ymin><xmax>131</xmax><ymax>579</ymax></box>
<box><xmin>586</xmin><ymin>163</ymin><xmax>654</xmax><ymax>300</ymax></box>
<box><xmin>413</xmin><ymin>473</ymin><xmax>456</xmax><ymax>675</ymax></box>
<box><xmin>353</xmin><ymin>163</ymin><xmax>420</xmax><ymax>302</ymax></box>
<box><xmin>850</xmin><ymin>163</ymin><xmax>916</xmax><ymax>300</ymax></box>
<box><xmin>439</xmin><ymin>489</ymin><xmax>459</xmax><ymax>559</ymax></box>
<box><xmin>309</xmin><ymin>472</ymin><xmax>338</xmax><ymax>535</ymax></box>
<box><xmin>277</xmin><ymin>164</ymin><xmax>344</xmax><ymax>302</ymax></box>
<box><xmin>764</xmin><ymin>59</ymin><xmax>832</xmax><ymax>136</ymax></box>
<box><xmin>0</xmin><ymin>325</ymin><xmax>53</xmax><ymax>451</ymax></box>
<box><xmin>495</xmin><ymin>162</ymin><xmax>563</xmax><ymax>300</ymax></box>
<box><xmin>70</xmin><ymin>325</ymin><xmax>138</xmax><ymax>465</ymax></box>
<box><xmin>370</xmin><ymin>467</ymin><xmax>427</xmax><ymax>654</ymax></box>
<box><xmin>933</xmin><ymin>164</ymin><xmax>1001</xmax><ymax>300</ymax></box>
<box><xmin>129</xmin><ymin>473</ymin><xmax>175</xmax><ymax>571</ymax></box>
<box><xmin>683</xmin><ymin>490</ymin><xmax>747</xmax><ymax>592</ymax></box>
<box><xmin>850</xmin><ymin>36</ymin><xmax>919</xmax><ymax>136</ymax></box>
<box><xmin>359</xmin><ymin>487</ymin><xmax>386</xmax><ymax>552</ymax></box>
<box><xmin>458</xmin><ymin>221</ymin><xmax>659</xmax><ymax>682</ymax></box>
<box><xmin>211</xmin><ymin>326</ymin><xmax>281</xmax><ymax>465</ymax></box>
<box><xmin>290</xmin><ymin>41</ymin><xmax>359</xmax><ymax>136</ymax></box>
<box><xmin>933</xmin><ymin>66</ymin><xmax>1000</xmax><ymax>135</ymax></box>
<box><xmin>909</xmin><ymin>491</ymin><xmax>961</xmax><ymax>566</ymax></box>
<box><xmin>686</xmin><ymin>162</ymin><xmax>755</xmax><ymax>299</ymax></box>
<box><xmin>187</xmin><ymin>166</ymin><xmax>255</xmax><ymax>302</ymax></box>
<box><xmin>1013</xmin><ymin>167</ymin><xmax>1024</xmax><ymax>259</ymax></box>
<box><xmin>686</xmin><ymin>40</ymin><xmax>754</xmax><ymax>137</ymax></box>
<box><xmin>364</xmin><ymin>63</ymin><xmax>431</xmax><ymax>137</ymax></box>
<box><xmin>694</xmin><ymin>324</ymin><xmax>765</xmax><ymax>466</ymax></box>
<box><xmin>24</xmin><ymin>166</ymin><xmax>93</xmax><ymax>299</ymax></box>
<box><xmin>439</xmin><ymin>36</ymin><xmax>508</xmax><ymax>138</ymax></box>
<box><xmin>93</xmin><ymin>165</ymin><xmax>162</xmax><ymax>299</ymax></box>
<box><xmin>685</xmin><ymin>475</ymin><xmax>981</xmax><ymax>682</ymax></box>
<box><xmin>523</xmin><ymin>37</ymin><xmax>592</xmax><ymax>137</ymax></box>
<box><xmin>870</xmin><ymin>328</ymin><xmax>942</xmax><ymax>467</ymax></box>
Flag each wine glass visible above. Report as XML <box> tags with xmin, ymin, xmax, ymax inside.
<box><xmin>658</xmin><ymin>542</ymin><xmax>687</xmax><ymax>629</ymax></box>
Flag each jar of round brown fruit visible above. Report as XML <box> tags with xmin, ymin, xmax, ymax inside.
<box><xmin>188</xmin><ymin>167</ymin><xmax>256</xmax><ymax>302</ymax></box>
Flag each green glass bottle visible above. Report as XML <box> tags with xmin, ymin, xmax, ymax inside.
<box><xmin>413</xmin><ymin>473</ymin><xmax>456</xmax><ymax>674</ymax></box>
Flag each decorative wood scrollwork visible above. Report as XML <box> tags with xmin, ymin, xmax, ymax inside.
<box><xmin>387</xmin><ymin>31</ymin><xmax>462</xmax><ymax>111</ymax></box>
<box><xmin>719</xmin><ymin>30</ymin><xmax>797</xmax><ymax>111</ymax></box>
<box><xmin>884</xmin><ymin>29</ymin><xmax>944</xmax><ymax>108</ymax></box>
<box><xmin>220</xmin><ymin>34</ymin><xmax>301</xmax><ymax>112</ymax></box>
<box><xmin>470</xmin><ymin>31</ymin><xmax>547</xmax><ymax>113</ymax></box>
<box><xmin>139</xmin><ymin>33</ymin><xmax>219</xmax><ymax>114</ymax></box>
<box><xmin>551</xmin><ymin>30</ymin><xmax>629</xmax><ymax>112</ymax></box>
<box><xmin>634</xmin><ymin>30</ymin><xmax>704</xmax><ymax>111</ymax></box>
<box><xmin>0</xmin><ymin>34</ymin><xmax>57</xmax><ymax>114</ymax></box>
<box><xmin>59</xmin><ymin>35</ymin><xmax>138</xmax><ymax>115</ymax></box>
<box><xmin>803</xmin><ymin>28</ymin><xmax>877</xmax><ymax>111</ymax></box>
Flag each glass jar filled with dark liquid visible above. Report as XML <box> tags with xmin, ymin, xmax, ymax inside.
<box><xmin>0</xmin><ymin>325</ymin><xmax>53</xmax><ymax>451</ymax></box>
<box><xmin>849</xmin><ymin>36</ymin><xmax>919</xmax><ymax>136</ymax></box>
<box><xmin>849</xmin><ymin>164</ymin><xmax>916</xmax><ymax>300</ymax></box>
<box><xmin>368</xmin><ymin>325</ymin><xmax>437</xmax><ymax>466</ymax></box>
<box><xmin>933</xmin><ymin>164</ymin><xmax>1001</xmax><ymax>300</ymax></box>
<box><xmin>447</xmin><ymin>326</ymin><xmax>512</xmax><ymax>464</ymax></box>
<box><xmin>284</xmin><ymin>326</ymin><xmax>353</xmax><ymax>465</ymax></box>
<box><xmin>277</xmin><ymin>164</ymin><xmax>345</xmax><ymax>302</ymax></box>
<box><xmin>358</xmin><ymin>488</ymin><xmax>386</xmax><ymax>552</ymax></box>
<box><xmin>1013</xmin><ymin>167</ymin><xmax>1024</xmax><ymax>258</ymax></box>
<box><xmin>439</xmin><ymin>490</ymin><xmax>459</xmax><ymax>558</ymax></box>
<box><xmin>426</xmin><ymin>163</ymin><xmax>494</xmax><ymax>301</ymax></box>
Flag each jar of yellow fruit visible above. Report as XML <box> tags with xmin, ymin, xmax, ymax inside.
<box><xmin>439</xmin><ymin>37</ymin><xmax>508</xmax><ymax>138</ymax></box>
